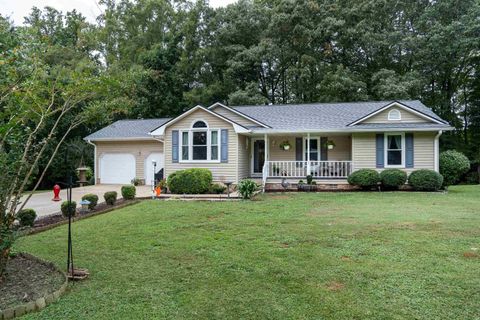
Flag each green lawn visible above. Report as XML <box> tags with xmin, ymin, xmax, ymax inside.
<box><xmin>16</xmin><ymin>185</ymin><xmax>480</xmax><ymax>319</ymax></box>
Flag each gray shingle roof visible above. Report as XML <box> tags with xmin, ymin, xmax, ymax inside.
<box><xmin>231</xmin><ymin>100</ymin><xmax>450</xmax><ymax>132</ymax></box>
<box><xmin>84</xmin><ymin>118</ymin><xmax>171</xmax><ymax>141</ymax></box>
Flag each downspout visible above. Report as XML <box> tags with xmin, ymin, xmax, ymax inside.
<box><xmin>86</xmin><ymin>140</ymin><xmax>97</xmax><ymax>185</ymax></box>
<box><xmin>434</xmin><ymin>130</ymin><xmax>443</xmax><ymax>172</ymax></box>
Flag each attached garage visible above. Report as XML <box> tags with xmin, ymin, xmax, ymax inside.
<box><xmin>99</xmin><ymin>153</ymin><xmax>136</xmax><ymax>184</ymax></box>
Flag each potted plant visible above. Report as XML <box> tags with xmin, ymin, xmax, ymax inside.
<box><xmin>324</xmin><ymin>140</ymin><xmax>336</xmax><ymax>150</ymax></box>
<box><xmin>297</xmin><ymin>175</ymin><xmax>317</xmax><ymax>192</ymax></box>
<box><xmin>279</xmin><ymin>140</ymin><xmax>291</xmax><ymax>151</ymax></box>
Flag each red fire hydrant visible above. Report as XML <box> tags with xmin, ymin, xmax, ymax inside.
<box><xmin>52</xmin><ymin>184</ymin><xmax>61</xmax><ymax>201</ymax></box>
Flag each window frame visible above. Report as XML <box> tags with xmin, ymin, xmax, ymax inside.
<box><xmin>179</xmin><ymin>120</ymin><xmax>221</xmax><ymax>163</ymax></box>
<box><xmin>388</xmin><ymin>109</ymin><xmax>402</xmax><ymax>121</ymax></box>
<box><xmin>302</xmin><ymin>137</ymin><xmax>321</xmax><ymax>162</ymax></box>
<box><xmin>384</xmin><ymin>132</ymin><xmax>405</xmax><ymax>168</ymax></box>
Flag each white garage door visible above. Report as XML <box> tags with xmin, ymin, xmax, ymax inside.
<box><xmin>144</xmin><ymin>152</ymin><xmax>164</xmax><ymax>185</ymax></box>
<box><xmin>100</xmin><ymin>153</ymin><xmax>136</xmax><ymax>184</ymax></box>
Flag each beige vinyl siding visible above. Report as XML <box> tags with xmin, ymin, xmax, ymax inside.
<box><xmin>268</xmin><ymin>136</ymin><xmax>296</xmax><ymax>161</ymax></box>
<box><xmin>95</xmin><ymin>140</ymin><xmax>163</xmax><ymax>184</ymax></box>
<box><xmin>352</xmin><ymin>133</ymin><xmax>377</xmax><ymax>171</ymax></box>
<box><xmin>211</xmin><ymin>106</ymin><xmax>259</xmax><ymax>127</ymax></box>
<box><xmin>352</xmin><ymin>132</ymin><xmax>436</xmax><ymax>172</ymax></box>
<box><xmin>237</xmin><ymin>135</ymin><xmax>250</xmax><ymax>180</ymax></box>
<box><xmin>363</xmin><ymin>106</ymin><xmax>429</xmax><ymax>123</ymax></box>
<box><xmin>326</xmin><ymin>135</ymin><xmax>351</xmax><ymax>161</ymax></box>
<box><xmin>164</xmin><ymin>108</ymin><xmax>239</xmax><ymax>183</ymax></box>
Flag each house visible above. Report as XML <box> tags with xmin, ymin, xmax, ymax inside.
<box><xmin>84</xmin><ymin>100</ymin><xmax>452</xmax><ymax>190</ymax></box>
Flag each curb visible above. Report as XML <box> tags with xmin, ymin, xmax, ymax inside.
<box><xmin>0</xmin><ymin>253</ymin><xmax>68</xmax><ymax>319</ymax></box>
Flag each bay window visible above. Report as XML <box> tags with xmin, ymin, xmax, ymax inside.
<box><xmin>180</xmin><ymin>120</ymin><xmax>220</xmax><ymax>162</ymax></box>
<box><xmin>385</xmin><ymin>133</ymin><xmax>404</xmax><ymax>167</ymax></box>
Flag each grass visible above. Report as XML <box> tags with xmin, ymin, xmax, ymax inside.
<box><xmin>15</xmin><ymin>185</ymin><xmax>480</xmax><ymax>319</ymax></box>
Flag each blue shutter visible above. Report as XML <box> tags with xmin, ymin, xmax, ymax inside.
<box><xmin>172</xmin><ymin>130</ymin><xmax>179</xmax><ymax>163</ymax></box>
<box><xmin>405</xmin><ymin>133</ymin><xmax>414</xmax><ymax>168</ymax></box>
<box><xmin>320</xmin><ymin>137</ymin><xmax>328</xmax><ymax>161</ymax></box>
<box><xmin>376</xmin><ymin>133</ymin><xmax>384</xmax><ymax>168</ymax></box>
<box><xmin>221</xmin><ymin>129</ymin><xmax>228</xmax><ymax>163</ymax></box>
<box><xmin>295</xmin><ymin>138</ymin><xmax>303</xmax><ymax>161</ymax></box>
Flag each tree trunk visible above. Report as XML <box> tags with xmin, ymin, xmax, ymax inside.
<box><xmin>0</xmin><ymin>247</ymin><xmax>9</xmax><ymax>280</ymax></box>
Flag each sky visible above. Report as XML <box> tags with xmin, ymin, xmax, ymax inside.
<box><xmin>0</xmin><ymin>0</ymin><xmax>237</xmax><ymax>25</ymax></box>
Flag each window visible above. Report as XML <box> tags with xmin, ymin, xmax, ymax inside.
<box><xmin>179</xmin><ymin>120</ymin><xmax>220</xmax><ymax>162</ymax></box>
<box><xmin>388</xmin><ymin>109</ymin><xmax>401</xmax><ymax>121</ymax></box>
<box><xmin>385</xmin><ymin>133</ymin><xmax>404</xmax><ymax>167</ymax></box>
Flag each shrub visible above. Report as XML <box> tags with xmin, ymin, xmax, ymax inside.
<box><xmin>306</xmin><ymin>175</ymin><xmax>313</xmax><ymax>185</ymax></box>
<box><xmin>347</xmin><ymin>169</ymin><xmax>380</xmax><ymax>189</ymax></box>
<box><xmin>121</xmin><ymin>185</ymin><xmax>136</xmax><ymax>200</ymax></box>
<box><xmin>408</xmin><ymin>169</ymin><xmax>444</xmax><ymax>191</ymax></box>
<box><xmin>167</xmin><ymin>168</ymin><xmax>213</xmax><ymax>194</ymax></box>
<box><xmin>465</xmin><ymin>172</ymin><xmax>479</xmax><ymax>185</ymax></box>
<box><xmin>209</xmin><ymin>183</ymin><xmax>226</xmax><ymax>194</ymax></box>
<box><xmin>131</xmin><ymin>178</ymin><xmax>142</xmax><ymax>186</ymax></box>
<box><xmin>156</xmin><ymin>179</ymin><xmax>167</xmax><ymax>191</ymax></box>
<box><xmin>440</xmin><ymin>150</ymin><xmax>470</xmax><ymax>186</ymax></box>
<box><xmin>61</xmin><ymin>201</ymin><xmax>77</xmax><ymax>217</ymax></box>
<box><xmin>81</xmin><ymin>193</ymin><xmax>99</xmax><ymax>210</ymax></box>
<box><xmin>238</xmin><ymin>179</ymin><xmax>259</xmax><ymax>199</ymax></box>
<box><xmin>104</xmin><ymin>191</ymin><xmax>117</xmax><ymax>205</ymax></box>
<box><xmin>380</xmin><ymin>169</ymin><xmax>407</xmax><ymax>189</ymax></box>
<box><xmin>17</xmin><ymin>208</ymin><xmax>36</xmax><ymax>227</ymax></box>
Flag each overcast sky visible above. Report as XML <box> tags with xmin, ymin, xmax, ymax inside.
<box><xmin>0</xmin><ymin>0</ymin><xmax>237</xmax><ymax>25</ymax></box>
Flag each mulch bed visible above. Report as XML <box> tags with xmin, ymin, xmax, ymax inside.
<box><xmin>0</xmin><ymin>255</ymin><xmax>65</xmax><ymax>310</ymax></box>
<box><xmin>27</xmin><ymin>199</ymin><xmax>139</xmax><ymax>235</ymax></box>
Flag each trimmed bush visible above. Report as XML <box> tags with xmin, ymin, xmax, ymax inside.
<box><xmin>347</xmin><ymin>169</ymin><xmax>380</xmax><ymax>189</ymax></box>
<box><xmin>61</xmin><ymin>201</ymin><xmax>77</xmax><ymax>217</ymax></box>
<box><xmin>104</xmin><ymin>191</ymin><xmax>117</xmax><ymax>205</ymax></box>
<box><xmin>408</xmin><ymin>169</ymin><xmax>443</xmax><ymax>191</ymax></box>
<box><xmin>17</xmin><ymin>208</ymin><xmax>37</xmax><ymax>227</ymax></box>
<box><xmin>380</xmin><ymin>169</ymin><xmax>407</xmax><ymax>189</ymax></box>
<box><xmin>440</xmin><ymin>150</ymin><xmax>470</xmax><ymax>186</ymax></box>
<box><xmin>209</xmin><ymin>183</ymin><xmax>226</xmax><ymax>194</ymax></box>
<box><xmin>167</xmin><ymin>168</ymin><xmax>213</xmax><ymax>194</ymax></box>
<box><xmin>306</xmin><ymin>175</ymin><xmax>313</xmax><ymax>185</ymax></box>
<box><xmin>121</xmin><ymin>185</ymin><xmax>136</xmax><ymax>200</ymax></box>
<box><xmin>81</xmin><ymin>193</ymin><xmax>99</xmax><ymax>210</ymax></box>
<box><xmin>238</xmin><ymin>179</ymin><xmax>259</xmax><ymax>199</ymax></box>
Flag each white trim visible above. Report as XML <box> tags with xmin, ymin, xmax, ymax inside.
<box><xmin>179</xmin><ymin>128</ymin><xmax>221</xmax><ymax>163</ymax></box>
<box><xmin>149</xmin><ymin>105</ymin><xmax>250</xmax><ymax>136</ymax></box>
<box><xmin>384</xmin><ymin>132</ymin><xmax>405</xmax><ymax>168</ymax></box>
<box><xmin>84</xmin><ymin>137</ymin><xmax>161</xmax><ymax>142</ymax></box>
<box><xmin>208</xmin><ymin>102</ymin><xmax>271</xmax><ymax>128</ymax></box>
<box><xmin>388</xmin><ymin>109</ymin><xmax>401</xmax><ymax>121</ymax></box>
<box><xmin>434</xmin><ymin>130</ymin><xmax>443</xmax><ymax>172</ymax></box>
<box><xmin>243</xmin><ymin>127</ymin><xmax>453</xmax><ymax>134</ymax></box>
<box><xmin>86</xmin><ymin>140</ymin><xmax>97</xmax><ymax>185</ymax></box>
<box><xmin>302</xmin><ymin>136</ymin><xmax>321</xmax><ymax>161</ymax></box>
<box><xmin>348</xmin><ymin>101</ymin><xmax>445</xmax><ymax>126</ymax></box>
<box><xmin>191</xmin><ymin>119</ymin><xmax>209</xmax><ymax>128</ymax></box>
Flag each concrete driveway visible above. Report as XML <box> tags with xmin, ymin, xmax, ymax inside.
<box><xmin>20</xmin><ymin>185</ymin><xmax>152</xmax><ymax>218</ymax></box>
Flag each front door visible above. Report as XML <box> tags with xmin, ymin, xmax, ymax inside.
<box><xmin>252</xmin><ymin>139</ymin><xmax>265</xmax><ymax>175</ymax></box>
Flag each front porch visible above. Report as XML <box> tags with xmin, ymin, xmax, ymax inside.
<box><xmin>246</xmin><ymin>133</ymin><xmax>353</xmax><ymax>188</ymax></box>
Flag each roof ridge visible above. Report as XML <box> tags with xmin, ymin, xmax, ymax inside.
<box><xmin>232</xmin><ymin>100</ymin><xmax>420</xmax><ymax>108</ymax></box>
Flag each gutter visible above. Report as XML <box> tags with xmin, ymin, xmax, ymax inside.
<box><xmin>245</xmin><ymin>127</ymin><xmax>454</xmax><ymax>135</ymax></box>
<box><xmin>86</xmin><ymin>140</ymin><xmax>97</xmax><ymax>185</ymax></box>
<box><xmin>434</xmin><ymin>130</ymin><xmax>443</xmax><ymax>172</ymax></box>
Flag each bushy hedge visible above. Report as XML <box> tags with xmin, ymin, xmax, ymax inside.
<box><xmin>347</xmin><ymin>169</ymin><xmax>380</xmax><ymax>189</ymax></box>
<box><xmin>238</xmin><ymin>179</ymin><xmax>259</xmax><ymax>199</ymax></box>
<box><xmin>209</xmin><ymin>183</ymin><xmax>226</xmax><ymax>194</ymax></box>
<box><xmin>81</xmin><ymin>193</ymin><xmax>99</xmax><ymax>210</ymax></box>
<box><xmin>465</xmin><ymin>172</ymin><xmax>479</xmax><ymax>185</ymax></box>
<box><xmin>408</xmin><ymin>169</ymin><xmax>443</xmax><ymax>191</ymax></box>
<box><xmin>121</xmin><ymin>185</ymin><xmax>136</xmax><ymax>200</ymax></box>
<box><xmin>17</xmin><ymin>208</ymin><xmax>37</xmax><ymax>227</ymax></box>
<box><xmin>380</xmin><ymin>169</ymin><xmax>407</xmax><ymax>189</ymax></box>
<box><xmin>440</xmin><ymin>150</ymin><xmax>470</xmax><ymax>186</ymax></box>
<box><xmin>167</xmin><ymin>168</ymin><xmax>213</xmax><ymax>194</ymax></box>
<box><xmin>104</xmin><ymin>191</ymin><xmax>117</xmax><ymax>205</ymax></box>
<box><xmin>61</xmin><ymin>201</ymin><xmax>77</xmax><ymax>217</ymax></box>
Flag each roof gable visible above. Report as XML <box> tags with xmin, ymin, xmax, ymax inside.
<box><xmin>208</xmin><ymin>102</ymin><xmax>270</xmax><ymax>128</ymax></box>
<box><xmin>348</xmin><ymin>101</ymin><xmax>446</xmax><ymax>126</ymax></box>
<box><xmin>149</xmin><ymin>105</ymin><xmax>250</xmax><ymax>136</ymax></box>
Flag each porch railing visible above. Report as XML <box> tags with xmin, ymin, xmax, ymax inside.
<box><xmin>263</xmin><ymin>161</ymin><xmax>353</xmax><ymax>179</ymax></box>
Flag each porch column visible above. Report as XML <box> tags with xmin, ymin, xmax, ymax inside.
<box><xmin>264</xmin><ymin>133</ymin><xmax>269</xmax><ymax>175</ymax></box>
<box><xmin>307</xmin><ymin>133</ymin><xmax>311</xmax><ymax>175</ymax></box>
